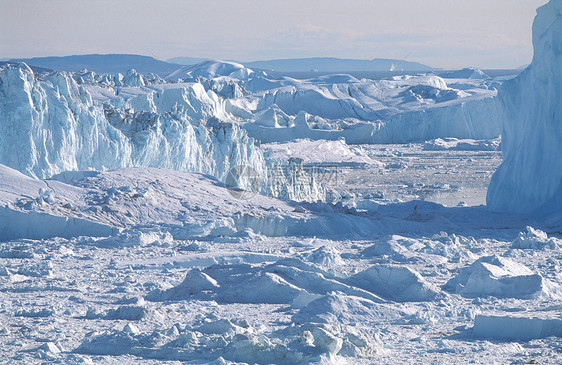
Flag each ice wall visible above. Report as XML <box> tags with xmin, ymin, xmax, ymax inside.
<box><xmin>487</xmin><ymin>0</ymin><xmax>562</xmax><ymax>215</ymax></box>
<box><xmin>0</xmin><ymin>64</ymin><xmax>132</xmax><ymax>178</ymax></box>
<box><xmin>0</xmin><ymin>63</ymin><xmax>325</xmax><ymax>202</ymax></box>
<box><xmin>0</xmin><ymin>64</ymin><xmax>262</xmax><ymax>180</ymax></box>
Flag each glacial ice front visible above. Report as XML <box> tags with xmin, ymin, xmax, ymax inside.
<box><xmin>0</xmin><ymin>63</ymin><xmax>265</xmax><ymax>182</ymax></box>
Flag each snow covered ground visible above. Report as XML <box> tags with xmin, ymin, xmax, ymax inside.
<box><xmin>1</xmin><ymin>1</ymin><xmax>562</xmax><ymax>363</ymax></box>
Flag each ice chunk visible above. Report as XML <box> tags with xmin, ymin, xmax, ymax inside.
<box><xmin>305</xmin><ymin>246</ymin><xmax>344</xmax><ymax>266</ymax></box>
<box><xmin>310</xmin><ymin>327</ymin><xmax>343</xmax><ymax>355</ymax></box>
<box><xmin>165</xmin><ymin>60</ymin><xmax>253</xmax><ymax>81</ymax></box>
<box><xmin>512</xmin><ymin>226</ymin><xmax>560</xmax><ymax>250</ymax></box>
<box><xmin>146</xmin><ymin>269</ymin><xmax>220</xmax><ymax>301</ymax></box>
<box><xmin>438</xmin><ymin>68</ymin><xmax>490</xmax><ymax>80</ymax></box>
<box><xmin>444</xmin><ymin>255</ymin><xmax>558</xmax><ymax>299</ymax></box>
<box><xmin>473</xmin><ymin>314</ymin><xmax>562</xmax><ymax>340</ymax></box>
<box><xmin>36</xmin><ymin>342</ymin><xmax>61</xmax><ymax>359</ymax></box>
<box><xmin>122</xmin><ymin>323</ymin><xmax>140</xmax><ymax>336</ymax></box>
<box><xmin>197</xmin><ymin>319</ymin><xmax>243</xmax><ymax>335</ymax></box>
<box><xmin>346</xmin><ymin>265</ymin><xmax>441</xmax><ymax>302</ymax></box>
<box><xmin>423</xmin><ymin>137</ymin><xmax>501</xmax><ymax>151</ymax></box>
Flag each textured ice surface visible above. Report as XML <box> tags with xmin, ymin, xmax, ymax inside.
<box><xmin>235</xmin><ymin>74</ymin><xmax>501</xmax><ymax>144</ymax></box>
<box><xmin>0</xmin><ymin>153</ymin><xmax>561</xmax><ymax>363</ymax></box>
<box><xmin>0</xmin><ymin>64</ymin><xmax>265</xmax><ymax>183</ymax></box>
<box><xmin>0</xmin><ymin>63</ymin><xmax>330</xmax><ymax>202</ymax></box>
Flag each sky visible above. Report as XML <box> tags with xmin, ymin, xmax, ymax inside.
<box><xmin>0</xmin><ymin>0</ymin><xmax>547</xmax><ymax>69</ymax></box>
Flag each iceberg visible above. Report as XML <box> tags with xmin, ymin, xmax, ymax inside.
<box><xmin>487</xmin><ymin>0</ymin><xmax>562</xmax><ymax>215</ymax></box>
<box><xmin>0</xmin><ymin>63</ymin><xmax>326</xmax><ymax>202</ymax></box>
<box><xmin>232</xmin><ymin>74</ymin><xmax>502</xmax><ymax>144</ymax></box>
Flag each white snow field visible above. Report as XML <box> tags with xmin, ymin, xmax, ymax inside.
<box><xmin>1</xmin><ymin>1</ymin><xmax>562</xmax><ymax>364</ymax></box>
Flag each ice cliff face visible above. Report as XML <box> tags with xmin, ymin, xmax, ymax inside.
<box><xmin>487</xmin><ymin>0</ymin><xmax>562</xmax><ymax>215</ymax></box>
<box><xmin>0</xmin><ymin>64</ymin><xmax>130</xmax><ymax>178</ymax></box>
<box><xmin>0</xmin><ymin>57</ymin><xmax>505</xmax><ymax>204</ymax></box>
<box><xmin>0</xmin><ymin>64</ymin><xmax>265</xmax><ymax>184</ymax></box>
<box><xmin>0</xmin><ymin>63</ymin><xmax>325</xmax><ymax>202</ymax></box>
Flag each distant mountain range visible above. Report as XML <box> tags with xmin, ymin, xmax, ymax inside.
<box><xmin>4</xmin><ymin>54</ymin><xmax>433</xmax><ymax>76</ymax></box>
<box><xmin>7</xmin><ymin>54</ymin><xmax>183</xmax><ymax>76</ymax></box>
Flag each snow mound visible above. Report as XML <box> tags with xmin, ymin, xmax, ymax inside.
<box><xmin>0</xmin><ymin>165</ymin><xmax>307</xmax><ymax>241</ymax></box>
<box><xmin>305</xmin><ymin>246</ymin><xmax>344</xmax><ymax>266</ymax></box>
<box><xmin>444</xmin><ymin>255</ymin><xmax>559</xmax><ymax>299</ymax></box>
<box><xmin>511</xmin><ymin>226</ymin><xmax>560</xmax><ymax>250</ymax></box>
<box><xmin>346</xmin><ymin>265</ymin><xmax>441</xmax><ymax>302</ymax></box>
<box><xmin>487</xmin><ymin>0</ymin><xmax>562</xmax><ymax>215</ymax></box>
<box><xmin>473</xmin><ymin>314</ymin><xmax>562</xmax><ymax>341</ymax></box>
<box><xmin>294</xmin><ymin>292</ymin><xmax>406</xmax><ymax>326</ymax></box>
<box><xmin>361</xmin><ymin>237</ymin><xmax>418</xmax><ymax>263</ymax></box>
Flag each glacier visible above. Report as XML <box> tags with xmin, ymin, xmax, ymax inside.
<box><xmin>0</xmin><ymin>63</ymin><xmax>326</xmax><ymax>202</ymax></box>
<box><xmin>0</xmin><ymin>63</ymin><xmax>264</xmax><ymax>181</ymax></box>
<box><xmin>227</xmin><ymin>71</ymin><xmax>503</xmax><ymax>144</ymax></box>
<box><xmin>0</xmin><ymin>58</ymin><xmax>504</xmax><ymax>204</ymax></box>
<box><xmin>487</xmin><ymin>0</ymin><xmax>562</xmax><ymax>216</ymax></box>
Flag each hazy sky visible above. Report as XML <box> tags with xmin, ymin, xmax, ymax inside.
<box><xmin>0</xmin><ymin>0</ymin><xmax>547</xmax><ymax>69</ymax></box>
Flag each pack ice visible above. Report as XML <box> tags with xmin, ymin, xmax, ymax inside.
<box><xmin>1</xmin><ymin>2</ymin><xmax>562</xmax><ymax>364</ymax></box>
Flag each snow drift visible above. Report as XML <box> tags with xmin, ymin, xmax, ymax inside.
<box><xmin>487</xmin><ymin>0</ymin><xmax>562</xmax><ymax>215</ymax></box>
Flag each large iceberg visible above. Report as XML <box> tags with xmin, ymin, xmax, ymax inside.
<box><xmin>0</xmin><ymin>63</ymin><xmax>327</xmax><ymax>202</ymax></box>
<box><xmin>487</xmin><ymin>0</ymin><xmax>562</xmax><ymax>215</ymax></box>
<box><xmin>230</xmin><ymin>74</ymin><xmax>502</xmax><ymax>144</ymax></box>
<box><xmin>0</xmin><ymin>63</ymin><xmax>263</xmax><ymax>181</ymax></box>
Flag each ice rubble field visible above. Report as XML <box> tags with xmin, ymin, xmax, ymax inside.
<box><xmin>2</xmin><ymin>0</ymin><xmax>562</xmax><ymax>363</ymax></box>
